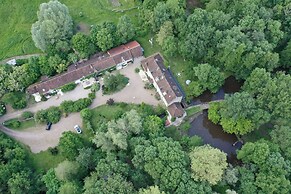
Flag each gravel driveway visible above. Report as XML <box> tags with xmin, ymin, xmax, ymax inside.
<box><xmin>0</xmin><ymin>57</ymin><xmax>161</xmax><ymax>153</ymax></box>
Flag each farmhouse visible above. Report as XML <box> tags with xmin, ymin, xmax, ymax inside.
<box><xmin>27</xmin><ymin>41</ymin><xmax>143</xmax><ymax>96</ymax></box>
<box><xmin>141</xmin><ymin>53</ymin><xmax>186</xmax><ymax>125</ymax></box>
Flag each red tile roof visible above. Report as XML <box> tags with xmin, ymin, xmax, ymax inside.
<box><xmin>168</xmin><ymin>103</ymin><xmax>185</xmax><ymax>118</ymax></box>
<box><xmin>27</xmin><ymin>41</ymin><xmax>143</xmax><ymax>94</ymax></box>
<box><xmin>141</xmin><ymin>53</ymin><xmax>183</xmax><ymax>105</ymax></box>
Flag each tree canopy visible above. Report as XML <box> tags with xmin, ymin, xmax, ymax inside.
<box><xmin>31</xmin><ymin>0</ymin><xmax>73</xmax><ymax>51</ymax></box>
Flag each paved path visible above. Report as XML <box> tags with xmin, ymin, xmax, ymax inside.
<box><xmin>0</xmin><ymin>58</ymin><xmax>160</xmax><ymax>153</ymax></box>
<box><xmin>0</xmin><ymin>53</ymin><xmax>44</xmax><ymax>64</ymax></box>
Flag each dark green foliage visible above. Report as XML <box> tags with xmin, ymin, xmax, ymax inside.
<box><xmin>35</xmin><ymin>106</ymin><xmax>61</xmax><ymax>124</ymax></box>
<box><xmin>21</xmin><ymin>111</ymin><xmax>34</xmax><ymax>119</ymax></box>
<box><xmin>0</xmin><ymin>133</ymin><xmax>39</xmax><ymax>193</ymax></box>
<box><xmin>88</xmin><ymin>92</ymin><xmax>96</xmax><ymax>100</ymax></box>
<box><xmin>132</xmin><ymin>137</ymin><xmax>203</xmax><ymax>193</ymax></box>
<box><xmin>72</xmin><ymin>33</ymin><xmax>96</xmax><ymax>59</ymax></box>
<box><xmin>2</xmin><ymin>92</ymin><xmax>27</xmax><ymax>109</ymax></box>
<box><xmin>90</xmin><ymin>83</ymin><xmax>100</xmax><ymax>92</ymax></box>
<box><xmin>58</xmin><ymin>131</ymin><xmax>86</xmax><ymax>160</ymax></box>
<box><xmin>59</xmin><ymin>182</ymin><xmax>82</xmax><ymax>194</ymax></box>
<box><xmin>59</xmin><ymin>100</ymin><xmax>75</xmax><ymax>113</ymax></box>
<box><xmin>4</xmin><ymin>119</ymin><xmax>21</xmax><ymax>128</ymax></box>
<box><xmin>80</xmin><ymin>108</ymin><xmax>93</xmax><ymax>120</ymax></box>
<box><xmin>60</xmin><ymin>98</ymin><xmax>92</xmax><ymax>114</ymax></box>
<box><xmin>103</xmin><ymin>72</ymin><xmax>129</xmax><ymax>94</ymax></box>
<box><xmin>42</xmin><ymin>169</ymin><xmax>61</xmax><ymax>194</ymax></box>
<box><xmin>237</xmin><ymin>141</ymin><xmax>291</xmax><ymax>193</ymax></box>
<box><xmin>179</xmin><ymin>136</ymin><xmax>203</xmax><ymax>151</ymax></box>
<box><xmin>46</xmin><ymin>107</ymin><xmax>62</xmax><ymax>123</ymax></box>
<box><xmin>191</xmin><ymin>64</ymin><xmax>224</xmax><ymax>95</ymax></box>
<box><xmin>117</xmin><ymin>15</ymin><xmax>136</xmax><ymax>44</ymax></box>
<box><xmin>60</xmin><ymin>83</ymin><xmax>77</xmax><ymax>92</ymax></box>
<box><xmin>270</xmin><ymin>125</ymin><xmax>291</xmax><ymax>160</ymax></box>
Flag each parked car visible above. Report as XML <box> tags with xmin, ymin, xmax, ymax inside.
<box><xmin>74</xmin><ymin>125</ymin><xmax>82</xmax><ymax>134</ymax></box>
<box><xmin>46</xmin><ymin>122</ymin><xmax>52</xmax><ymax>130</ymax></box>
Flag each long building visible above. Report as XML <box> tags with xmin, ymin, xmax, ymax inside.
<box><xmin>27</xmin><ymin>41</ymin><xmax>143</xmax><ymax>95</ymax></box>
<box><xmin>141</xmin><ymin>53</ymin><xmax>186</xmax><ymax>125</ymax></box>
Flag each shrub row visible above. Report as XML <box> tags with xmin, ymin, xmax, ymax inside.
<box><xmin>59</xmin><ymin>83</ymin><xmax>77</xmax><ymax>92</ymax></box>
<box><xmin>35</xmin><ymin>106</ymin><xmax>62</xmax><ymax>124</ymax></box>
<box><xmin>59</xmin><ymin>98</ymin><xmax>92</xmax><ymax>114</ymax></box>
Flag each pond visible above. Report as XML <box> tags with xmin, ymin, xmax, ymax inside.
<box><xmin>188</xmin><ymin>111</ymin><xmax>240</xmax><ymax>163</ymax></box>
<box><xmin>190</xmin><ymin>76</ymin><xmax>243</xmax><ymax>105</ymax></box>
<box><xmin>187</xmin><ymin>76</ymin><xmax>243</xmax><ymax>163</ymax></box>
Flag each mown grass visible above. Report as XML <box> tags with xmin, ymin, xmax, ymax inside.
<box><xmin>4</xmin><ymin>118</ymin><xmax>37</xmax><ymax>131</ymax></box>
<box><xmin>0</xmin><ymin>0</ymin><xmax>139</xmax><ymax>61</ymax></box>
<box><xmin>28</xmin><ymin>150</ymin><xmax>65</xmax><ymax>172</ymax></box>
<box><xmin>186</xmin><ymin>106</ymin><xmax>202</xmax><ymax>117</ymax></box>
<box><xmin>16</xmin><ymin>119</ymin><xmax>37</xmax><ymax>130</ymax></box>
<box><xmin>90</xmin><ymin>103</ymin><xmax>137</xmax><ymax>127</ymax></box>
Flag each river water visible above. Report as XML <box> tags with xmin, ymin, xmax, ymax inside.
<box><xmin>188</xmin><ymin>76</ymin><xmax>243</xmax><ymax>161</ymax></box>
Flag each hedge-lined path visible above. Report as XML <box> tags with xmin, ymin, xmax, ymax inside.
<box><xmin>0</xmin><ymin>58</ymin><xmax>160</xmax><ymax>153</ymax></box>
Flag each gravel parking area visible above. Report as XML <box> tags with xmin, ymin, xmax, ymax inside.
<box><xmin>0</xmin><ymin>57</ymin><xmax>161</xmax><ymax>153</ymax></box>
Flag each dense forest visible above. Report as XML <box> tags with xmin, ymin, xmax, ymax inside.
<box><xmin>1</xmin><ymin>0</ymin><xmax>291</xmax><ymax>193</ymax></box>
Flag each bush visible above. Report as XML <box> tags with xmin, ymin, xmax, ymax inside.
<box><xmin>72</xmin><ymin>98</ymin><xmax>92</xmax><ymax>112</ymax></box>
<box><xmin>2</xmin><ymin>92</ymin><xmax>27</xmax><ymax>109</ymax></box>
<box><xmin>60</xmin><ymin>83</ymin><xmax>77</xmax><ymax>92</ymax></box>
<box><xmin>60</xmin><ymin>100</ymin><xmax>75</xmax><ymax>113</ymax></box>
<box><xmin>144</xmin><ymin>82</ymin><xmax>154</xmax><ymax>90</ymax></box>
<box><xmin>91</xmin><ymin>83</ymin><xmax>100</xmax><ymax>92</ymax></box>
<box><xmin>22</xmin><ymin>111</ymin><xmax>34</xmax><ymax>119</ymax></box>
<box><xmin>135</xmin><ymin>68</ymin><xmax>140</xmax><ymax>73</ymax></box>
<box><xmin>103</xmin><ymin>72</ymin><xmax>129</xmax><ymax>94</ymax></box>
<box><xmin>46</xmin><ymin>106</ymin><xmax>61</xmax><ymax>123</ymax></box>
<box><xmin>106</xmin><ymin>98</ymin><xmax>114</xmax><ymax>106</ymax></box>
<box><xmin>4</xmin><ymin>119</ymin><xmax>21</xmax><ymax>128</ymax></box>
<box><xmin>35</xmin><ymin>107</ymin><xmax>61</xmax><ymax>124</ymax></box>
<box><xmin>0</xmin><ymin>102</ymin><xmax>6</xmax><ymax>116</ymax></box>
<box><xmin>180</xmin><ymin>122</ymin><xmax>191</xmax><ymax>131</ymax></box>
<box><xmin>88</xmin><ymin>92</ymin><xmax>96</xmax><ymax>100</ymax></box>
<box><xmin>35</xmin><ymin>109</ymin><xmax>48</xmax><ymax>123</ymax></box>
<box><xmin>80</xmin><ymin>108</ymin><xmax>92</xmax><ymax>120</ymax></box>
<box><xmin>48</xmin><ymin>147</ymin><xmax>59</xmax><ymax>155</ymax></box>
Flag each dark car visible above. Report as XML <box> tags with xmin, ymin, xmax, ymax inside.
<box><xmin>46</xmin><ymin>122</ymin><xmax>52</xmax><ymax>130</ymax></box>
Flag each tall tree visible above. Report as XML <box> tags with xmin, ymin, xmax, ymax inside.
<box><xmin>42</xmin><ymin>169</ymin><xmax>61</xmax><ymax>194</ymax></box>
<box><xmin>31</xmin><ymin>0</ymin><xmax>73</xmax><ymax>51</ymax></box>
<box><xmin>117</xmin><ymin>15</ymin><xmax>135</xmax><ymax>44</ymax></box>
<box><xmin>189</xmin><ymin>145</ymin><xmax>227</xmax><ymax>185</ymax></box>
<box><xmin>72</xmin><ymin>33</ymin><xmax>96</xmax><ymax>59</ymax></box>
<box><xmin>192</xmin><ymin>63</ymin><xmax>224</xmax><ymax>94</ymax></box>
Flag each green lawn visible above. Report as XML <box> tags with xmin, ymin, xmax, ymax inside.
<box><xmin>186</xmin><ymin>106</ymin><xmax>202</xmax><ymax>117</ymax></box>
<box><xmin>28</xmin><ymin>150</ymin><xmax>65</xmax><ymax>172</ymax></box>
<box><xmin>5</xmin><ymin>118</ymin><xmax>37</xmax><ymax>130</ymax></box>
<box><xmin>0</xmin><ymin>0</ymin><xmax>139</xmax><ymax>61</ymax></box>
<box><xmin>137</xmin><ymin>34</ymin><xmax>193</xmax><ymax>98</ymax></box>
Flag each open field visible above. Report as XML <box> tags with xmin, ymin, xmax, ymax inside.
<box><xmin>0</xmin><ymin>0</ymin><xmax>139</xmax><ymax>60</ymax></box>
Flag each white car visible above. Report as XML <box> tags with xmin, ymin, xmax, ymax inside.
<box><xmin>74</xmin><ymin>125</ymin><xmax>82</xmax><ymax>134</ymax></box>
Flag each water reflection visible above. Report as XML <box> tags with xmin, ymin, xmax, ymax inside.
<box><xmin>188</xmin><ymin>111</ymin><xmax>240</xmax><ymax>163</ymax></box>
<box><xmin>191</xmin><ymin>76</ymin><xmax>243</xmax><ymax>105</ymax></box>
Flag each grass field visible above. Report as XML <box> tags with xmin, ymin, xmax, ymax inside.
<box><xmin>0</xmin><ymin>0</ymin><xmax>139</xmax><ymax>61</ymax></box>
<box><xmin>4</xmin><ymin>118</ymin><xmax>37</xmax><ymax>130</ymax></box>
<box><xmin>28</xmin><ymin>150</ymin><xmax>65</xmax><ymax>172</ymax></box>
